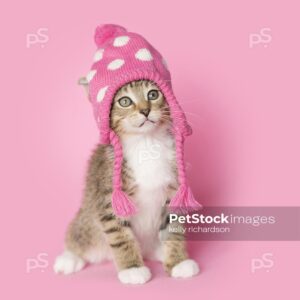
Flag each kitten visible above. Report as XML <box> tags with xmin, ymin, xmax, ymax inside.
<box><xmin>54</xmin><ymin>80</ymin><xmax>199</xmax><ymax>284</ymax></box>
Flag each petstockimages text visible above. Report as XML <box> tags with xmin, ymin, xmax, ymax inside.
<box><xmin>169</xmin><ymin>213</ymin><xmax>276</xmax><ymax>227</ymax></box>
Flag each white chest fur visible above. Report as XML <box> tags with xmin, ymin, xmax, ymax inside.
<box><xmin>122</xmin><ymin>128</ymin><xmax>176</xmax><ymax>257</ymax></box>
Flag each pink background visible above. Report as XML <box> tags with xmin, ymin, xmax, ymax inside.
<box><xmin>2</xmin><ymin>0</ymin><xmax>299</xmax><ymax>299</ymax></box>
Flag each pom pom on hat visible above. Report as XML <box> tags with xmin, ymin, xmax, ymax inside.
<box><xmin>94</xmin><ymin>24</ymin><xmax>127</xmax><ymax>47</ymax></box>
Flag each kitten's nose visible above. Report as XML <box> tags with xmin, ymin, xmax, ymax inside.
<box><xmin>140</xmin><ymin>108</ymin><xmax>150</xmax><ymax>117</ymax></box>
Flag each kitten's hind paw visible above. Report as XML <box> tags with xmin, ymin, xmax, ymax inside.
<box><xmin>171</xmin><ymin>259</ymin><xmax>200</xmax><ymax>278</ymax></box>
<box><xmin>118</xmin><ymin>266</ymin><xmax>151</xmax><ymax>284</ymax></box>
<box><xmin>53</xmin><ymin>251</ymin><xmax>85</xmax><ymax>275</ymax></box>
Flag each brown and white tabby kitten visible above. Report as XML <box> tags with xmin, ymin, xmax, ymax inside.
<box><xmin>54</xmin><ymin>80</ymin><xmax>199</xmax><ymax>284</ymax></box>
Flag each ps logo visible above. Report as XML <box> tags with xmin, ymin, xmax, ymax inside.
<box><xmin>251</xmin><ymin>253</ymin><xmax>274</xmax><ymax>273</ymax></box>
<box><xmin>26</xmin><ymin>253</ymin><xmax>49</xmax><ymax>273</ymax></box>
<box><xmin>249</xmin><ymin>28</ymin><xmax>272</xmax><ymax>48</ymax></box>
<box><xmin>138</xmin><ymin>144</ymin><xmax>161</xmax><ymax>163</ymax></box>
<box><xmin>26</xmin><ymin>28</ymin><xmax>49</xmax><ymax>48</ymax></box>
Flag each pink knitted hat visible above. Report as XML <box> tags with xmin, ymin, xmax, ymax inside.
<box><xmin>86</xmin><ymin>24</ymin><xmax>201</xmax><ymax>217</ymax></box>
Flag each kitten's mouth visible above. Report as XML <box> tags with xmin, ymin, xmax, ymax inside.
<box><xmin>138</xmin><ymin>119</ymin><xmax>156</xmax><ymax>127</ymax></box>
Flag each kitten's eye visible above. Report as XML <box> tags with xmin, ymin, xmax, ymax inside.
<box><xmin>118</xmin><ymin>97</ymin><xmax>133</xmax><ymax>107</ymax></box>
<box><xmin>147</xmin><ymin>90</ymin><xmax>159</xmax><ymax>101</ymax></box>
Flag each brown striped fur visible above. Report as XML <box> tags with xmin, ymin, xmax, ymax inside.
<box><xmin>61</xmin><ymin>80</ymin><xmax>190</xmax><ymax>274</ymax></box>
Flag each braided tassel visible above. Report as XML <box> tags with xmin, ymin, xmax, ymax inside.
<box><xmin>110</xmin><ymin>131</ymin><xmax>137</xmax><ymax>217</ymax></box>
<box><xmin>111</xmin><ymin>188</ymin><xmax>137</xmax><ymax>217</ymax></box>
<box><xmin>169</xmin><ymin>132</ymin><xmax>202</xmax><ymax>213</ymax></box>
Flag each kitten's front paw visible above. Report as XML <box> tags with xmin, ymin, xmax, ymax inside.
<box><xmin>53</xmin><ymin>251</ymin><xmax>85</xmax><ymax>275</ymax></box>
<box><xmin>171</xmin><ymin>259</ymin><xmax>200</xmax><ymax>278</ymax></box>
<box><xmin>118</xmin><ymin>266</ymin><xmax>151</xmax><ymax>284</ymax></box>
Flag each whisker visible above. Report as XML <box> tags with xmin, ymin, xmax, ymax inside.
<box><xmin>161</xmin><ymin>109</ymin><xmax>203</xmax><ymax>120</ymax></box>
<box><xmin>159</xmin><ymin>116</ymin><xmax>197</xmax><ymax>128</ymax></box>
